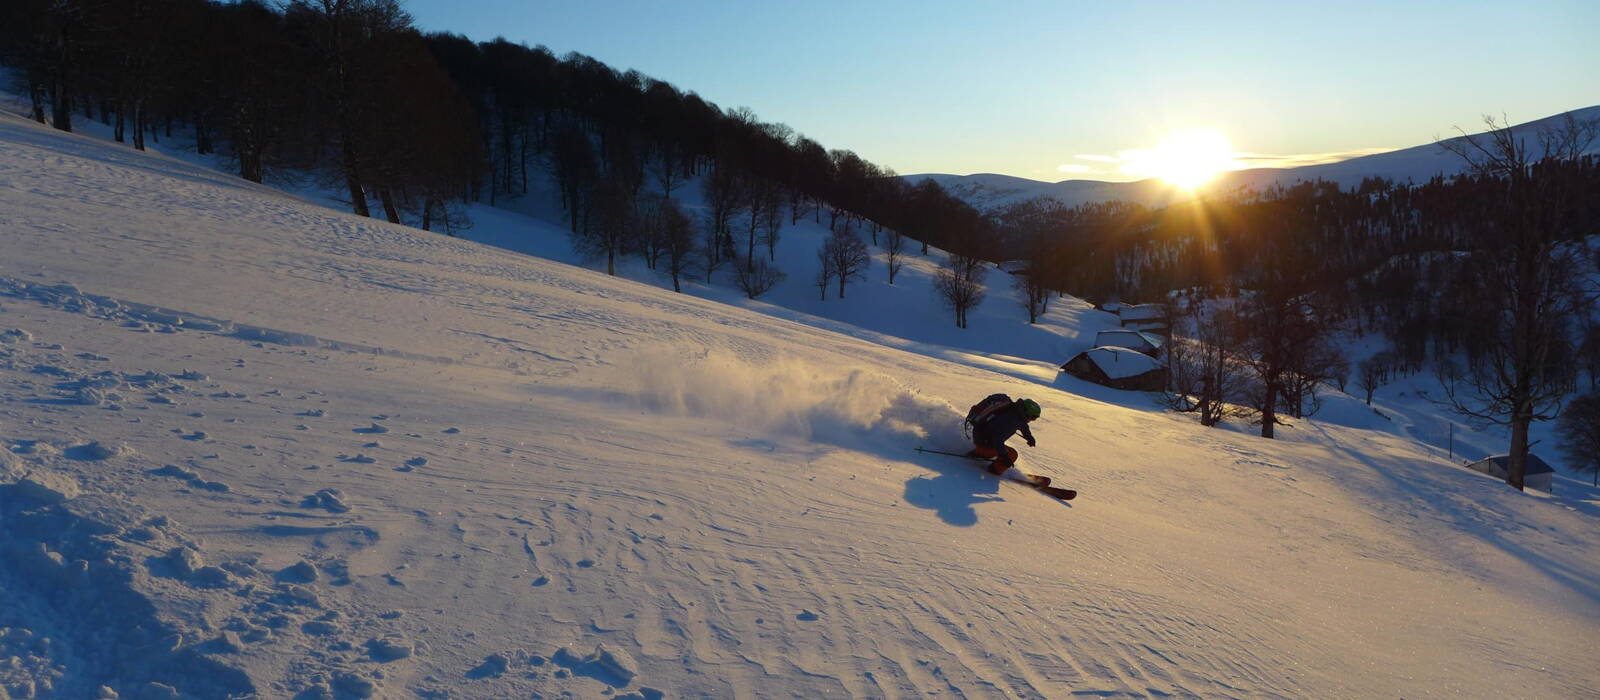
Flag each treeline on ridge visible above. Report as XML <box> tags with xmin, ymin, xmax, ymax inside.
<box><xmin>0</xmin><ymin>0</ymin><xmax>988</xmax><ymax>254</ymax></box>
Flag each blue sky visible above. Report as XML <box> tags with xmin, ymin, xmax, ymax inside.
<box><xmin>404</xmin><ymin>0</ymin><xmax>1599</xmax><ymax>181</ymax></box>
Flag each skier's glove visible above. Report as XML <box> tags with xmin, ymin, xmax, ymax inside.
<box><xmin>1026</xmin><ymin>437</ymin><xmax>1036</xmax><ymax>447</ymax></box>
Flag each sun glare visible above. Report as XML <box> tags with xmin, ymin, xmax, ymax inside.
<box><xmin>1120</xmin><ymin>129</ymin><xmax>1239</xmax><ymax>189</ymax></box>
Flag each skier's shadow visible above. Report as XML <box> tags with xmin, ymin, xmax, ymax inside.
<box><xmin>902</xmin><ymin>457</ymin><xmax>1004</xmax><ymax>527</ymax></box>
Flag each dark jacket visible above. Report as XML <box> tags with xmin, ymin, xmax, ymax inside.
<box><xmin>972</xmin><ymin>403</ymin><xmax>1034</xmax><ymax>449</ymax></box>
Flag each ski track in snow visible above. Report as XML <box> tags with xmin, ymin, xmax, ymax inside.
<box><xmin>0</xmin><ymin>111</ymin><xmax>1597</xmax><ymax>698</ymax></box>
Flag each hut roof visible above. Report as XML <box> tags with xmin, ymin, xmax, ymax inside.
<box><xmin>1470</xmin><ymin>454</ymin><xmax>1556</xmax><ymax>476</ymax></box>
<box><xmin>1082</xmin><ymin>347</ymin><xmax>1164</xmax><ymax>379</ymax></box>
<box><xmin>1095</xmin><ymin>329</ymin><xmax>1164</xmax><ymax>350</ymax></box>
<box><xmin>1118</xmin><ymin>304</ymin><xmax>1167</xmax><ymax>321</ymax></box>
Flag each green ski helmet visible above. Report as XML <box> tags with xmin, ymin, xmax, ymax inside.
<box><xmin>1018</xmin><ymin>398</ymin><xmax>1041</xmax><ymax>419</ymax></box>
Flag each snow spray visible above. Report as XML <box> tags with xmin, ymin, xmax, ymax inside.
<box><xmin>624</xmin><ymin>348</ymin><xmax>968</xmax><ymax>450</ymax></box>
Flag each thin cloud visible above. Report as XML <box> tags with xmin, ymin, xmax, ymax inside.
<box><xmin>1232</xmin><ymin>147</ymin><xmax>1396</xmax><ymax>169</ymax></box>
<box><xmin>1059</xmin><ymin>145</ymin><xmax>1397</xmax><ymax>178</ymax></box>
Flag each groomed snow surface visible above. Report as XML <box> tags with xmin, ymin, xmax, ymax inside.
<box><xmin>1</xmin><ymin>110</ymin><xmax>1597</xmax><ymax>699</ymax></box>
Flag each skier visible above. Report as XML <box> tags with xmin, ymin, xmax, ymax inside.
<box><xmin>965</xmin><ymin>394</ymin><xmax>1041</xmax><ymax>477</ymax></box>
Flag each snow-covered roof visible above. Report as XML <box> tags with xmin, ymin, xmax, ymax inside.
<box><xmin>1470</xmin><ymin>454</ymin><xmax>1555</xmax><ymax>476</ymax></box>
<box><xmin>1117</xmin><ymin>304</ymin><xmax>1166</xmax><ymax>321</ymax></box>
<box><xmin>996</xmin><ymin>260</ymin><xmax>1029</xmax><ymax>274</ymax></box>
<box><xmin>1083</xmin><ymin>346</ymin><xmax>1164</xmax><ymax>379</ymax></box>
<box><xmin>1095</xmin><ymin>329</ymin><xmax>1163</xmax><ymax>350</ymax></box>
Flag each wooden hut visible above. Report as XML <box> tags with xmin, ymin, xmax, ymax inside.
<box><xmin>1061</xmin><ymin>347</ymin><xmax>1168</xmax><ymax>391</ymax></box>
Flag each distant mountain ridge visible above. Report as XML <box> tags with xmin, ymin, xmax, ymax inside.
<box><xmin>910</xmin><ymin>105</ymin><xmax>1600</xmax><ymax>211</ymax></box>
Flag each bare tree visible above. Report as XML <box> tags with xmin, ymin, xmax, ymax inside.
<box><xmin>1581</xmin><ymin>325</ymin><xmax>1600</xmax><ymax>391</ymax></box>
<box><xmin>934</xmin><ymin>253</ymin><xmax>987</xmax><ymax>329</ymax></box>
<box><xmin>1165</xmin><ymin>297</ymin><xmax>1248</xmax><ymax>427</ymax></box>
<box><xmin>1435</xmin><ymin>113</ymin><xmax>1600</xmax><ymax>490</ymax></box>
<box><xmin>825</xmin><ymin>228</ymin><xmax>870</xmax><ymax>299</ymax></box>
<box><xmin>1283</xmin><ymin>336</ymin><xmax>1348</xmax><ymax>419</ymax></box>
<box><xmin>703</xmin><ymin>156</ymin><xmax>744</xmax><ymax>263</ymax></box>
<box><xmin>574</xmin><ymin>174</ymin><xmax>634</xmax><ymax>276</ymax></box>
<box><xmin>550</xmin><ymin>121</ymin><xmax>596</xmax><ymax>233</ymax></box>
<box><xmin>701</xmin><ymin>210</ymin><xmax>726</xmax><ymax>284</ymax></box>
<box><xmin>658</xmin><ymin>198</ymin><xmax>696</xmax><ymax>293</ymax></box>
<box><xmin>1357</xmin><ymin>352</ymin><xmax>1394</xmax><ymax>405</ymax></box>
<box><xmin>635</xmin><ymin>196</ymin><xmax>666</xmax><ymax>270</ymax></box>
<box><xmin>814</xmin><ymin>244</ymin><xmax>836</xmax><ymax>301</ymax></box>
<box><xmin>740</xmin><ymin>178</ymin><xmax>780</xmax><ymax>271</ymax></box>
<box><xmin>1013</xmin><ymin>265</ymin><xmax>1050</xmax><ymax>324</ymax></box>
<box><xmin>299</xmin><ymin>0</ymin><xmax>414</xmax><ymax>218</ymax></box>
<box><xmin>1239</xmin><ymin>292</ymin><xmax>1338</xmax><ymax>439</ymax></box>
<box><xmin>884</xmin><ymin>228</ymin><xmax>906</xmax><ymax>284</ymax></box>
<box><xmin>761</xmin><ymin>185</ymin><xmax>783</xmax><ymax>261</ymax></box>
<box><xmin>1557</xmin><ymin>392</ymin><xmax>1600</xmax><ymax>487</ymax></box>
<box><xmin>651</xmin><ymin>143</ymin><xmax>681</xmax><ymax>201</ymax></box>
<box><xmin>734</xmin><ymin>256</ymin><xmax>785</xmax><ymax>299</ymax></box>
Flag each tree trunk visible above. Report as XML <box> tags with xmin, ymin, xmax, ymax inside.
<box><xmin>240</xmin><ymin>147</ymin><xmax>262</xmax><ymax>183</ymax></box>
<box><xmin>131</xmin><ymin>102</ymin><xmax>146</xmax><ymax>151</ymax></box>
<box><xmin>51</xmin><ymin>83</ymin><xmax>72</xmax><ymax>132</ymax></box>
<box><xmin>746</xmin><ymin>217</ymin><xmax>758</xmax><ymax>272</ymax></box>
<box><xmin>28</xmin><ymin>80</ymin><xmax>47</xmax><ymax>123</ymax></box>
<box><xmin>380</xmin><ymin>188</ymin><xmax>401</xmax><ymax>224</ymax></box>
<box><xmin>195</xmin><ymin>114</ymin><xmax>212</xmax><ymax>155</ymax></box>
<box><xmin>488</xmin><ymin>155</ymin><xmax>498</xmax><ymax>206</ymax></box>
<box><xmin>1507</xmin><ymin>415</ymin><xmax>1529</xmax><ymax>491</ymax></box>
<box><xmin>520</xmin><ymin>127</ymin><xmax>530</xmax><ymax>195</ymax></box>
<box><xmin>1261</xmin><ymin>378</ymin><xmax>1278</xmax><ymax>439</ymax></box>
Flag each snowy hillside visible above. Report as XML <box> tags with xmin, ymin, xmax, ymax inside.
<box><xmin>901</xmin><ymin>173</ymin><xmax>1183</xmax><ymax>212</ymax></box>
<box><xmin>2</xmin><ymin>110</ymin><xmax>1599</xmax><ymax>700</ymax></box>
<box><xmin>912</xmin><ymin>105</ymin><xmax>1600</xmax><ymax>211</ymax></box>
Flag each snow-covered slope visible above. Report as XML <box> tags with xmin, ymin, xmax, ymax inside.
<box><xmin>912</xmin><ymin>105</ymin><xmax>1600</xmax><ymax>210</ymax></box>
<box><xmin>905</xmin><ymin>172</ymin><xmax>1184</xmax><ymax>211</ymax></box>
<box><xmin>2</xmin><ymin>112</ymin><xmax>1598</xmax><ymax>699</ymax></box>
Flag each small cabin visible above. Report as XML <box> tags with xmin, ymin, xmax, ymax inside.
<box><xmin>1060</xmin><ymin>347</ymin><xmax>1168</xmax><ymax>391</ymax></box>
<box><xmin>1116</xmin><ymin>304</ymin><xmax>1169</xmax><ymax>335</ymax></box>
<box><xmin>1094</xmin><ymin>329</ymin><xmax>1164</xmax><ymax>357</ymax></box>
<box><xmin>996</xmin><ymin>260</ymin><xmax>1030</xmax><ymax>276</ymax></box>
<box><xmin>1465</xmin><ymin>454</ymin><xmax>1555</xmax><ymax>493</ymax></box>
<box><xmin>1118</xmin><ymin>303</ymin><xmax>1167</xmax><ymax>323</ymax></box>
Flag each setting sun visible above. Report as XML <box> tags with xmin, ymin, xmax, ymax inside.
<box><xmin>1121</xmin><ymin>129</ymin><xmax>1239</xmax><ymax>189</ymax></box>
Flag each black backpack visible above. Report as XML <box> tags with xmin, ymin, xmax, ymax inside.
<box><xmin>964</xmin><ymin>393</ymin><xmax>1012</xmax><ymax>436</ymax></box>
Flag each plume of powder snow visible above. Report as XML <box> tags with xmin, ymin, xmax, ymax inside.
<box><xmin>625</xmin><ymin>348</ymin><xmax>969</xmax><ymax>451</ymax></box>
